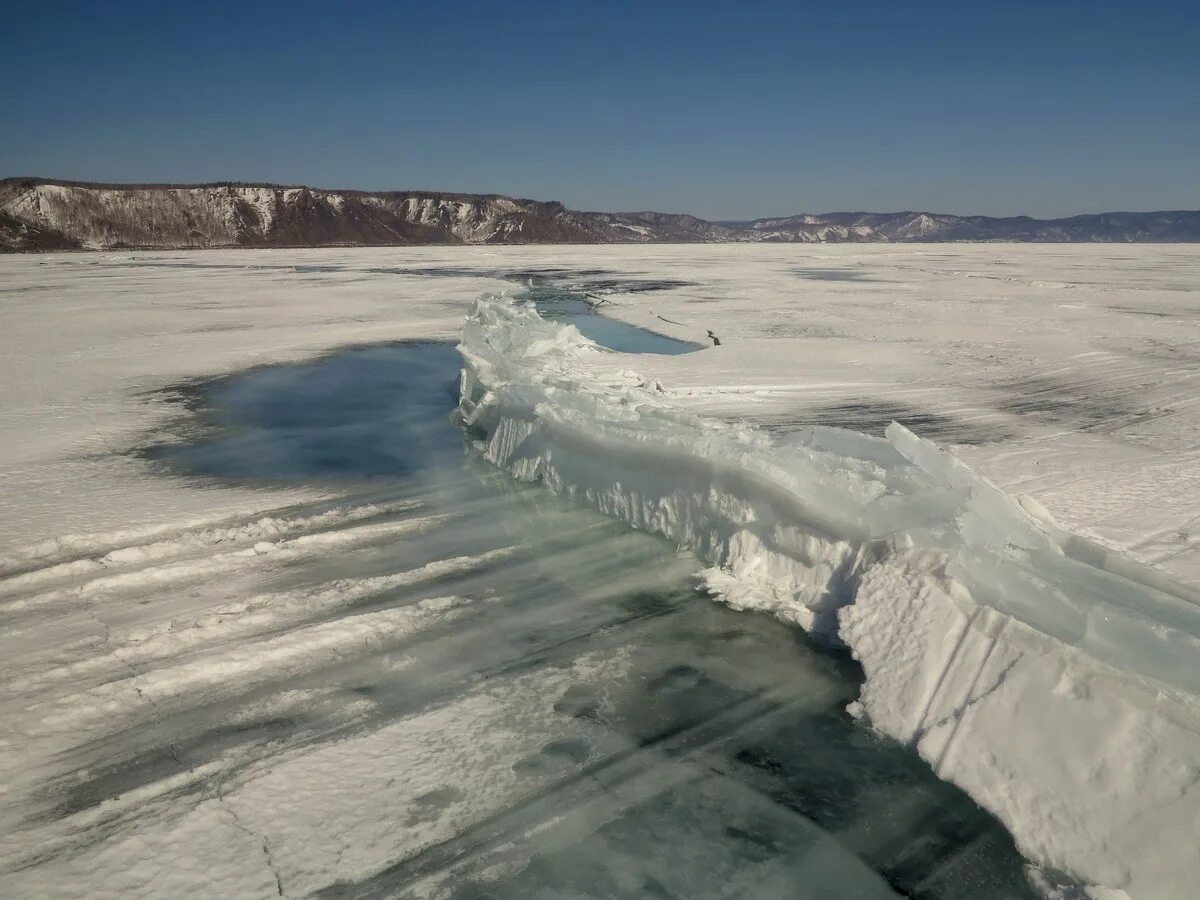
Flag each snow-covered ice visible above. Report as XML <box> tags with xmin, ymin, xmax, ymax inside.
<box><xmin>459</xmin><ymin>291</ymin><xmax>1200</xmax><ymax>898</ymax></box>
<box><xmin>2</xmin><ymin>245</ymin><xmax>1199</xmax><ymax>898</ymax></box>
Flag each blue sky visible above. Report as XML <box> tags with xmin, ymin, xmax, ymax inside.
<box><xmin>3</xmin><ymin>0</ymin><xmax>1197</xmax><ymax>218</ymax></box>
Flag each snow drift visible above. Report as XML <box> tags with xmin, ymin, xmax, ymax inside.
<box><xmin>457</xmin><ymin>296</ymin><xmax>1200</xmax><ymax>899</ymax></box>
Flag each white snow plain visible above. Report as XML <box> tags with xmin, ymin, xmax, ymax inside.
<box><xmin>2</xmin><ymin>244</ymin><xmax>1199</xmax><ymax>898</ymax></box>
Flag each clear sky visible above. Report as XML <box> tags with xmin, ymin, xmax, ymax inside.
<box><xmin>3</xmin><ymin>0</ymin><xmax>1197</xmax><ymax>219</ymax></box>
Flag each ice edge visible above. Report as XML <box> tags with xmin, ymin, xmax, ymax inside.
<box><xmin>457</xmin><ymin>295</ymin><xmax>1200</xmax><ymax>900</ymax></box>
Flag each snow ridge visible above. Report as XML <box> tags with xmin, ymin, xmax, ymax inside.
<box><xmin>457</xmin><ymin>296</ymin><xmax>1200</xmax><ymax>900</ymax></box>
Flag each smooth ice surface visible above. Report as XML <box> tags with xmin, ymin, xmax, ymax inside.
<box><xmin>155</xmin><ymin>342</ymin><xmax>466</xmax><ymax>481</ymax></box>
<box><xmin>459</xmin><ymin>294</ymin><xmax>1200</xmax><ymax>899</ymax></box>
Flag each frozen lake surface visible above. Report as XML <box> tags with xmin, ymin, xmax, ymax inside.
<box><xmin>2</xmin><ymin>246</ymin><xmax>1198</xmax><ymax>898</ymax></box>
<box><xmin>146</xmin><ymin>334</ymin><xmax>1037</xmax><ymax>898</ymax></box>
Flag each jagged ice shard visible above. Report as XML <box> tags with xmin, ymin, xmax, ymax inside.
<box><xmin>457</xmin><ymin>295</ymin><xmax>1200</xmax><ymax>899</ymax></box>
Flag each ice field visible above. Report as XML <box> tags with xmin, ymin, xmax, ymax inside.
<box><xmin>2</xmin><ymin>245</ymin><xmax>1199</xmax><ymax>898</ymax></box>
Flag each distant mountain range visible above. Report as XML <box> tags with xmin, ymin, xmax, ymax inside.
<box><xmin>3</xmin><ymin>178</ymin><xmax>1198</xmax><ymax>250</ymax></box>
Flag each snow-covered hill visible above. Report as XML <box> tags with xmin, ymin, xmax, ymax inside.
<box><xmin>0</xmin><ymin>180</ymin><xmax>720</xmax><ymax>250</ymax></box>
<box><xmin>734</xmin><ymin>209</ymin><xmax>1200</xmax><ymax>243</ymax></box>
<box><xmin>2</xmin><ymin>178</ymin><xmax>1199</xmax><ymax>250</ymax></box>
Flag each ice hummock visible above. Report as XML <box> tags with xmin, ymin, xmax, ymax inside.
<box><xmin>458</xmin><ymin>296</ymin><xmax>1200</xmax><ymax>900</ymax></box>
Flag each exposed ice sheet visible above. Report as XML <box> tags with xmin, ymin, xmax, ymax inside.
<box><xmin>10</xmin><ymin>468</ymin><xmax>1012</xmax><ymax>899</ymax></box>
<box><xmin>459</xmin><ymin>296</ymin><xmax>1200</xmax><ymax>899</ymax></box>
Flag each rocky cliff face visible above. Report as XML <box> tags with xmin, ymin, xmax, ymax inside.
<box><xmin>0</xmin><ymin>182</ymin><xmax>450</xmax><ymax>250</ymax></box>
<box><xmin>0</xmin><ymin>180</ymin><xmax>708</xmax><ymax>250</ymax></box>
<box><xmin>2</xmin><ymin>178</ymin><xmax>1198</xmax><ymax>250</ymax></box>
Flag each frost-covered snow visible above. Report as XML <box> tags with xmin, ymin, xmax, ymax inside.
<box><xmin>2</xmin><ymin>244</ymin><xmax>1199</xmax><ymax>898</ymax></box>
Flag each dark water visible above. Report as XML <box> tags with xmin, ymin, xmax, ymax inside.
<box><xmin>144</xmin><ymin>296</ymin><xmax>1043</xmax><ymax>899</ymax></box>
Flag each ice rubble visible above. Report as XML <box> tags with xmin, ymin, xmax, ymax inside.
<box><xmin>458</xmin><ymin>297</ymin><xmax>1200</xmax><ymax>900</ymax></box>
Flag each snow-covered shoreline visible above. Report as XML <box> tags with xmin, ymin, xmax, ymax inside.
<box><xmin>459</xmin><ymin>296</ymin><xmax>1200</xmax><ymax>898</ymax></box>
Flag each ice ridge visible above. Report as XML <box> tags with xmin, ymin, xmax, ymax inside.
<box><xmin>457</xmin><ymin>296</ymin><xmax>1200</xmax><ymax>899</ymax></box>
